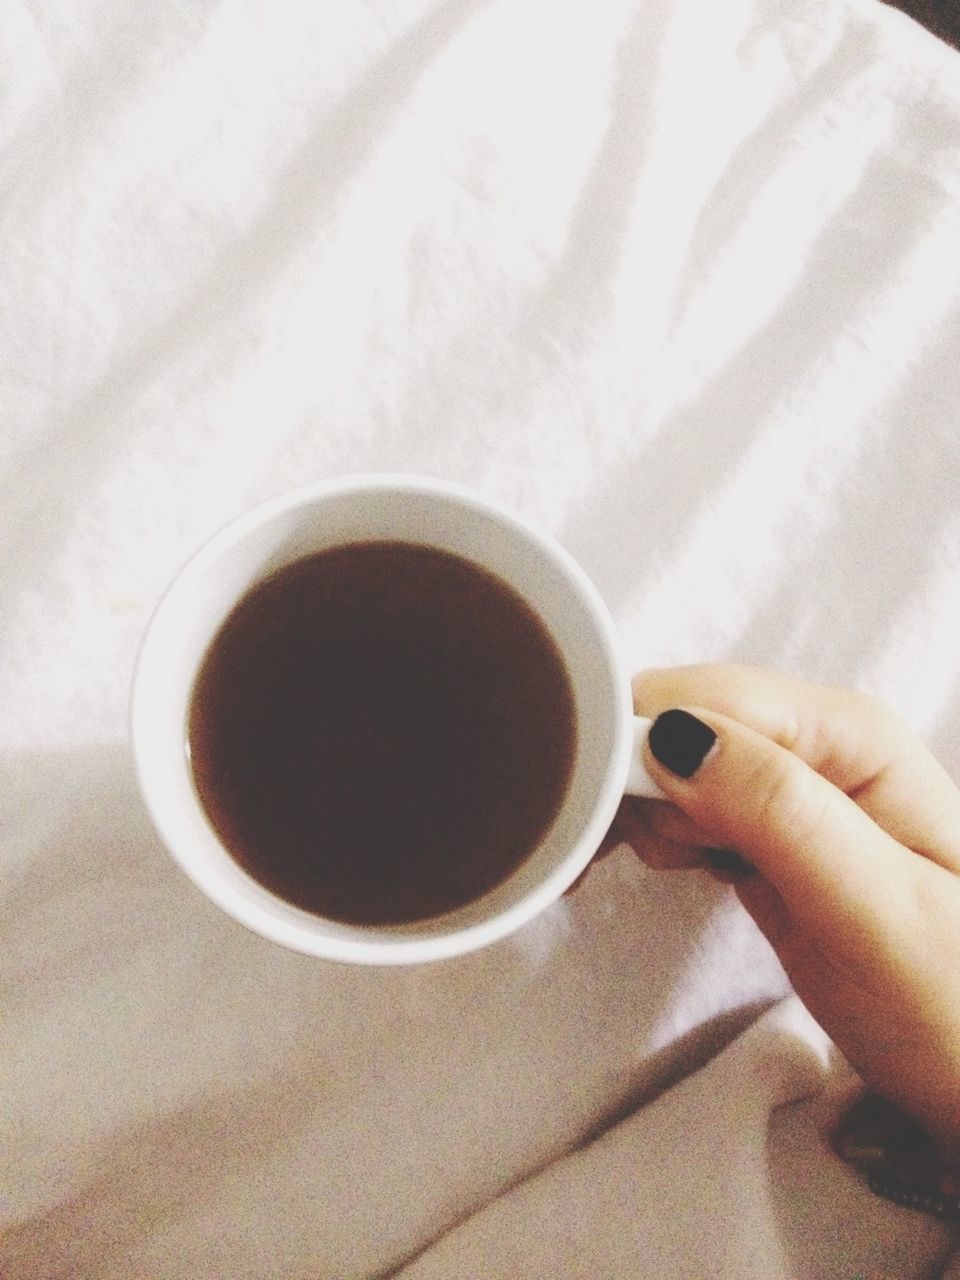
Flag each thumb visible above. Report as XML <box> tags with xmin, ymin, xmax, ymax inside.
<box><xmin>642</xmin><ymin>707</ymin><xmax>912</xmax><ymax>935</ymax></box>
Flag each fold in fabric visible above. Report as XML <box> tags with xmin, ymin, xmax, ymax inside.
<box><xmin>394</xmin><ymin>998</ymin><xmax>953</xmax><ymax>1279</ymax></box>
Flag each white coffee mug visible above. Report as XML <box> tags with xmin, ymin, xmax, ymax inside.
<box><xmin>130</xmin><ymin>474</ymin><xmax>666</xmax><ymax>965</ymax></box>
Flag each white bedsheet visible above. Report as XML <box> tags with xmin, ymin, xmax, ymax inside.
<box><xmin>3</xmin><ymin>0</ymin><xmax>960</xmax><ymax>1275</ymax></box>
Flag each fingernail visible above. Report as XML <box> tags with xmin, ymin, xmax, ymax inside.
<box><xmin>648</xmin><ymin>710</ymin><xmax>718</xmax><ymax>778</ymax></box>
<box><xmin>704</xmin><ymin>848</ymin><xmax>755</xmax><ymax>877</ymax></box>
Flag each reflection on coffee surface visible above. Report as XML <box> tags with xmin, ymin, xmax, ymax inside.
<box><xmin>188</xmin><ymin>541</ymin><xmax>576</xmax><ymax>924</ymax></box>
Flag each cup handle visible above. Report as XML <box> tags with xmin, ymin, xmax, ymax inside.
<box><xmin>625</xmin><ymin>716</ymin><xmax>669</xmax><ymax>799</ymax></box>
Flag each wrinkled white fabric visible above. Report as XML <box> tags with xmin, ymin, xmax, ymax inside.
<box><xmin>2</xmin><ymin>0</ymin><xmax>959</xmax><ymax>1275</ymax></box>
<box><xmin>395</xmin><ymin>998</ymin><xmax>951</xmax><ymax>1280</ymax></box>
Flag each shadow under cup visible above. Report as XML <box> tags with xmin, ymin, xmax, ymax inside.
<box><xmin>130</xmin><ymin>477</ymin><xmax>632</xmax><ymax>965</ymax></box>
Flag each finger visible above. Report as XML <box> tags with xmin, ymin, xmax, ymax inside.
<box><xmin>642</xmin><ymin>705</ymin><xmax>920</xmax><ymax>945</ymax></box>
<box><xmin>566</xmin><ymin>836</ymin><xmax>705</xmax><ymax>892</ymax></box>
<box><xmin>633</xmin><ymin>664</ymin><xmax>960</xmax><ymax>875</ymax></box>
<box><xmin>615</xmin><ymin>796</ymin><xmax>702</xmax><ymax>863</ymax></box>
<box><xmin>617</xmin><ymin>798</ymin><xmax>752</xmax><ymax>879</ymax></box>
<box><xmin>619</xmin><ymin>795</ymin><xmax>716</xmax><ymax>849</ymax></box>
<box><xmin>620</xmin><ymin>825</ymin><xmax>709</xmax><ymax>872</ymax></box>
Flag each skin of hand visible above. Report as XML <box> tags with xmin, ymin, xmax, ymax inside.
<box><xmin>610</xmin><ymin>664</ymin><xmax>960</xmax><ymax>1161</ymax></box>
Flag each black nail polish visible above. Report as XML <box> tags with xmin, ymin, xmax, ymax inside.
<box><xmin>648</xmin><ymin>709</ymin><xmax>718</xmax><ymax>778</ymax></box>
<box><xmin>704</xmin><ymin>848</ymin><xmax>755</xmax><ymax>877</ymax></box>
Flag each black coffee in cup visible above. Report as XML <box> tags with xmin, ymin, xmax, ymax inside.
<box><xmin>187</xmin><ymin>541</ymin><xmax>576</xmax><ymax>925</ymax></box>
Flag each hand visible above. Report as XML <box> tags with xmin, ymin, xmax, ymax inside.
<box><xmin>614</xmin><ymin>663</ymin><xmax>960</xmax><ymax>1159</ymax></box>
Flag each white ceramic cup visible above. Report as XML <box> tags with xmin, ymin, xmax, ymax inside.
<box><xmin>130</xmin><ymin>474</ymin><xmax>666</xmax><ymax>965</ymax></box>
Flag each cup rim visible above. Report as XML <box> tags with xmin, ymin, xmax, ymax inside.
<box><xmin>129</xmin><ymin>473</ymin><xmax>633</xmax><ymax>964</ymax></box>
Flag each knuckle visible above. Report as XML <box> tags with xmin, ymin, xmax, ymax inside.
<box><xmin>850</xmin><ymin>689</ymin><xmax>909</xmax><ymax>740</ymax></box>
<box><xmin>850</xmin><ymin>689</ymin><xmax>884</xmax><ymax>716</ymax></box>
<box><xmin>748</xmin><ymin>756</ymin><xmax>825</xmax><ymax>843</ymax></box>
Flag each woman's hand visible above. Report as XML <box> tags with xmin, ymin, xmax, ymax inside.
<box><xmin>615</xmin><ymin>664</ymin><xmax>960</xmax><ymax>1160</ymax></box>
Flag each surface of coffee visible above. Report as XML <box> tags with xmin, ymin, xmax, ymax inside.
<box><xmin>188</xmin><ymin>541</ymin><xmax>576</xmax><ymax>924</ymax></box>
